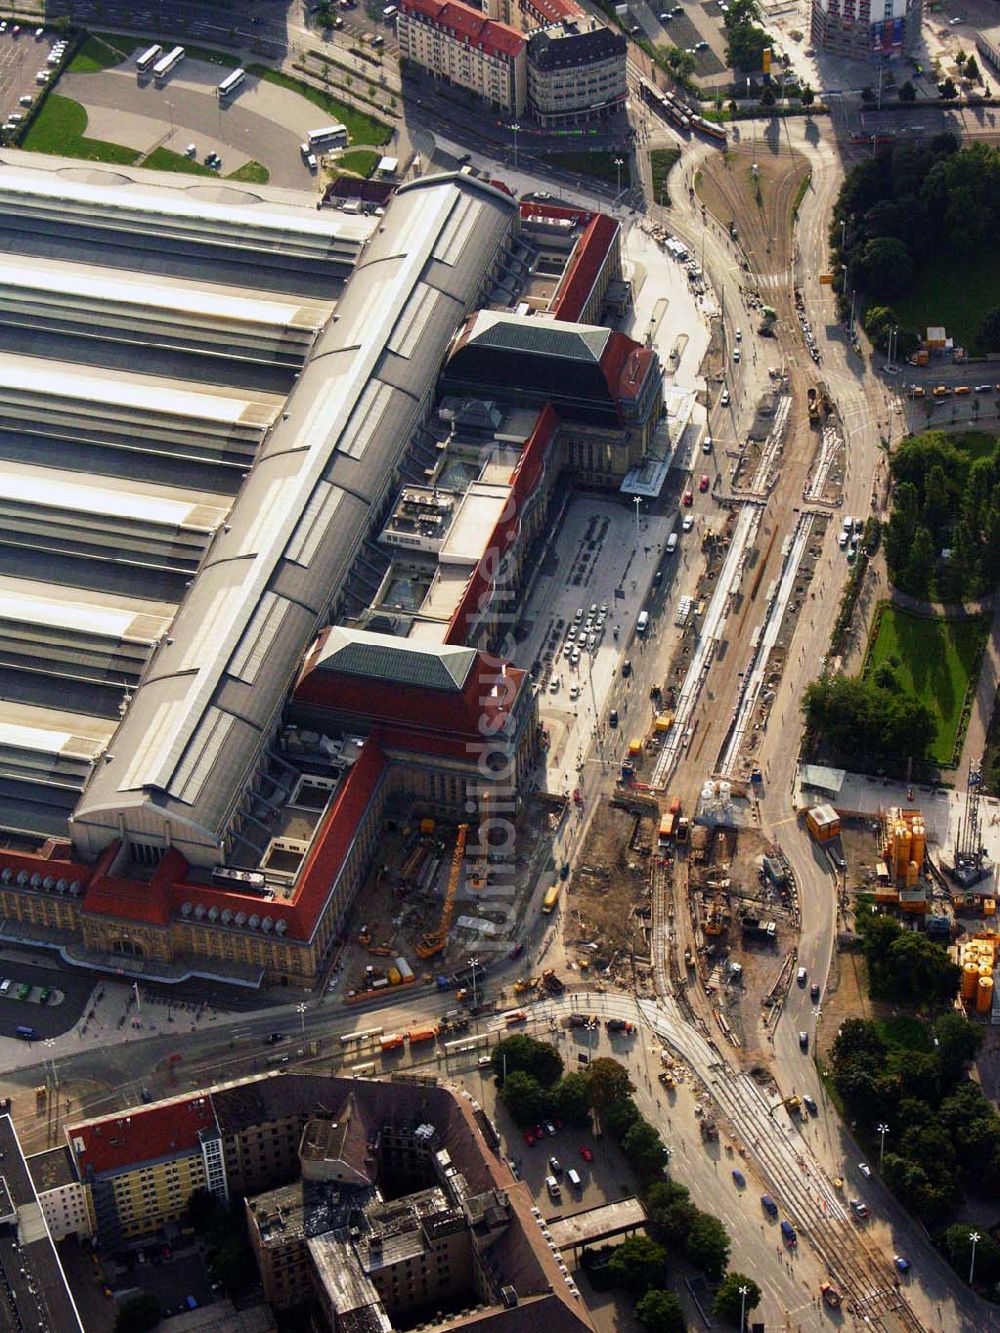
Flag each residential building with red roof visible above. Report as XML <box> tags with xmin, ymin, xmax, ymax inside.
<box><xmin>397</xmin><ymin>0</ymin><xmax>527</xmax><ymax>114</ymax></box>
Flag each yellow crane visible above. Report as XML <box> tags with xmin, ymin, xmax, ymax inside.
<box><xmin>416</xmin><ymin>823</ymin><xmax>468</xmax><ymax>959</ymax></box>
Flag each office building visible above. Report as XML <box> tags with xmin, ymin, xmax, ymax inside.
<box><xmin>809</xmin><ymin>0</ymin><xmax>921</xmax><ymax>60</ymax></box>
<box><xmin>527</xmin><ymin>21</ymin><xmax>627</xmax><ymax>126</ymax></box>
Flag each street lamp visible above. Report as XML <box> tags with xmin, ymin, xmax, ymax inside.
<box><xmin>296</xmin><ymin>1002</ymin><xmax>307</xmax><ymax>1035</ymax></box>
<box><xmin>510</xmin><ymin>121</ymin><xmax>520</xmax><ymax>171</ymax></box>
<box><xmin>970</xmin><ymin>1231</ymin><xmax>981</xmax><ymax>1286</ymax></box>
<box><xmin>633</xmin><ymin>495</ymin><xmax>641</xmax><ymax>537</ymax></box>
<box><xmin>877</xmin><ymin>1121</ymin><xmax>889</xmax><ymax>1171</ymax></box>
<box><xmin>738</xmin><ymin>1284</ymin><xmax>749</xmax><ymax>1332</ymax></box>
<box><xmin>613</xmin><ymin>155</ymin><xmax>624</xmax><ymax>195</ymax></box>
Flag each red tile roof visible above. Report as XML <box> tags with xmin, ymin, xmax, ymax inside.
<box><xmin>446</xmin><ymin>402</ymin><xmax>559</xmax><ymax>645</ymax></box>
<box><xmin>520</xmin><ymin>0</ymin><xmax>584</xmax><ymax>26</ymax></box>
<box><xmin>549</xmin><ymin>212</ymin><xmax>619</xmax><ymax>322</ymax></box>
<box><xmin>400</xmin><ymin>0</ymin><xmax>524</xmax><ymax>58</ymax></box>
<box><xmin>599</xmin><ymin>330</ymin><xmax>653</xmax><ymax>405</ymax></box>
<box><xmin>69</xmin><ymin>1096</ymin><xmax>216</xmax><ymax>1177</ymax></box>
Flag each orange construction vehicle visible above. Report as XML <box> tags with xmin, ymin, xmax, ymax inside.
<box><xmin>416</xmin><ymin>824</ymin><xmax>469</xmax><ymax>959</ymax></box>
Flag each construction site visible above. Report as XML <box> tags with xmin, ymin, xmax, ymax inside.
<box><xmin>336</xmin><ymin>797</ymin><xmax>558</xmax><ymax>1006</ymax></box>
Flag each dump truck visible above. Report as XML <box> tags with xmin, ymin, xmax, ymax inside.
<box><xmin>675</xmin><ymin>817</ymin><xmax>689</xmax><ymax>844</ymax></box>
<box><xmin>700</xmin><ymin>1118</ymin><xmax>718</xmax><ymax>1141</ymax></box>
<box><xmin>820</xmin><ymin>1283</ymin><xmax>842</xmax><ymax>1309</ymax></box>
<box><xmin>542</xmin><ymin>969</ymin><xmax>565</xmax><ymax>996</ymax></box>
<box><xmin>606</xmin><ymin>1018</ymin><xmax>635</xmax><ymax>1034</ymax></box>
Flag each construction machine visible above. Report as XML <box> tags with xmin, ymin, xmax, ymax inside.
<box><xmin>415</xmin><ymin>824</ymin><xmax>468</xmax><ymax>959</ymax></box>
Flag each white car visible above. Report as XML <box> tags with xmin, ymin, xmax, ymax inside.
<box><xmin>735</xmin><ymin>328</ymin><xmax>742</xmax><ymax>340</ymax></box>
<box><xmin>843</xmin><ymin>515</ymin><xmax>853</xmax><ymax>531</ymax></box>
<box><xmin>682</xmin><ymin>514</ymin><xmax>694</xmax><ymax>532</ymax></box>
<box><xmin>569</xmin><ymin>683</ymin><xmax>581</xmax><ymax>700</ymax></box>
<box><xmin>858</xmin><ymin>1162</ymin><xmax>872</xmax><ymax>1178</ymax></box>
<box><xmin>733</xmin><ymin>347</ymin><xmax>741</xmax><ymax>362</ymax></box>
<box><xmin>721</xmin><ymin>388</ymin><xmax>730</xmax><ymax>406</ymax></box>
<box><xmin>838</xmin><ymin>531</ymin><xmax>848</xmax><ymax>549</ymax></box>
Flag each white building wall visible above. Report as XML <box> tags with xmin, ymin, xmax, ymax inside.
<box><xmin>39</xmin><ymin>1182</ymin><xmax>94</xmax><ymax>1241</ymax></box>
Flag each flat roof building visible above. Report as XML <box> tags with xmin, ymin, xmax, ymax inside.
<box><xmin>527</xmin><ymin>20</ymin><xmax>626</xmax><ymax>126</ymax></box>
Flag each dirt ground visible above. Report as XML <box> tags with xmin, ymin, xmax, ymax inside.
<box><xmin>695</xmin><ymin>139</ymin><xmax>811</xmax><ymax>274</ymax></box>
<box><xmin>566</xmin><ymin>799</ymin><xmax>656</xmax><ymax>989</ymax></box>
<box><xmin>339</xmin><ymin>798</ymin><xmax>558</xmax><ymax>993</ymax></box>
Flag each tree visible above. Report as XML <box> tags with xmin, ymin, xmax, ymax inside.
<box><xmin>499</xmin><ymin>1070</ymin><xmax>551</xmax><ymax>1126</ymax></box>
<box><xmin>934</xmin><ymin>1012</ymin><xmax>983</xmax><ymax>1084</ymax></box>
<box><xmin>212</xmin><ymin>1234</ymin><xmax>256</xmax><ymax>1291</ymax></box>
<box><xmin>945</xmin><ymin>1224</ymin><xmax>1000</xmax><ymax>1284</ymax></box>
<box><xmin>603</xmin><ymin>1096</ymin><xmax>642</xmax><ymax>1138</ymax></box>
<box><xmin>965</xmin><ymin>55</ymin><xmax>980</xmax><ymax>81</ymax></box>
<box><xmin>801</xmin><ymin>83</ymin><xmax>814</xmax><ymax>106</ymax></box>
<box><xmin>939</xmin><ymin>77</ymin><xmax>958</xmax><ymax>99</ymax></box>
<box><xmin>727</xmin><ymin>22</ymin><xmax>770</xmax><ymax>72</ymax></box>
<box><xmin>831</xmin><ymin>1017</ymin><xmax>889</xmax><ymax>1069</ymax></box>
<box><xmin>884</xmin><ymin>930</ymin><xmax>961</xmax><ymax>1005</ymax></box>
<box><xmin>115</xmin><ymin>1295</ymin><xmax>161</xmax><ymax>1333</ymax></box>
<box><xmin>899</xmin><ymin>79</ymin><xmax>916</xmax><ymax>101</ymax></box>
<box><xmin>585</xmin><ymin>1058</ymin><xmax>634</xmax><ymax>1122</ymax></box>
<box><xmin>551</xmin><ymin>1072</ymin><xmax>591</xmax><ymax>1126</ymax></box>
<box><xmin>903</xmin><ymin>524</ymin><xmax>935</xmax><ymax>598</ymax></box>
<box><xmin>622</xmin><ymin>1120</ymin><xmax>670</xmax><ymax>1183</ymax></box>
<box><xmin>861</xmin><ymin>85</ymin><xmax>875</xmax><ymax>102</ymax></box>
<box><xmin>979</xmin><ymin>306</ymin><xmax>1000</xmax><ymax>352</ymax></box>
<box><xmin>491</xmin><ymin>1035</ymin><xmax>563</xmax><ymax>1087</ymax></box>
<box><xmin>858</xmin><ymin>235</ymin><xmax>915</xmax><ymax>301</ymax></box>
<box><xmin>684</xmin><ymin>1211</ymin><xmax>731</xmax><ymax>1279</ymax></box>
<box><xmin>713</xmin><ymin>1272</ymin><xmax>762</xmax><ymax>1326</ymax></box>
<box><xmin>759</xmin><ymin>84</ymin><xmax>775</xmax><ymax>107</ymax></box>
<box><xmin>607</xmin><ymin>1234</ymin><xmax>668</xmax><ymax>1296</ymax></box>
<box><xmin>645</xmin><ymin>1181</ymin><xmax>697</xmax><ymax>1246</ymax></box>
<box><xmin>635</xmin><ymin>1289</ymin><xmax>686</xmax><ymax>1333</ymax></box>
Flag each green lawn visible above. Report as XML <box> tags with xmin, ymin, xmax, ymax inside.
<box><xmin>144</xmin><ymin>146</ymin><xmax>216</xmax><ymax>175</ymax></box>
<box><xmin>246</xmin><ymin>65</ymin><xmax>390</xmax><ymax>145</ymax></box>
<box><xmin>69</xmin><ymin>32</ymin><xmax>134</xmax><ymax>71</ymax></box>
<box><xmin>867</xmin><ymin>605</ymin><xmax>988</xmax><ymax>765</ymax></box>
<box><xmin>227</xmin><ymin>159</ymin><xmax>270</xmax><ymax>184</ymax></box>
<box><xmin>338</xmin><ymin>148</ymin><xmax>379</xmax><ymax>177</ymax></box>
<box><xmin>650</xmin><ymin>147</ymin><xmax>680</xmax><ymax>205</ymax></box>
<box><xmin>539</xmin><ymin>150</ymin><xmax>630</xmax><ymax>188</ymax></box>
<box><xmin>181</xmin><ymin>45</ymin><xmax>241</xmax><ymax>68</ymax></box>
<box><xmin>890</xmin><ymin>247</ymin><xmax>1000</xmax><ymax>354</ymax></box>
<box><xmin>21</xmin><ymin>94</ymin><xmax>139</xmax><ymax>164</ymax></box>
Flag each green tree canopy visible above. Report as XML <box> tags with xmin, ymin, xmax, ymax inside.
<box><xmin>607</xmin><ymin>1234</ymin><xmax>668</xmax><ymax>1296</ymax></box>
<box><xmin>622</xmin><ymin>1120</ymin><xmax>670</xmax><ymax>1183</ymax></box>
<box><xmin>551</xmin><ymin>1072</ymin><xmax>591</xmax><ymax>1126</ymax></box>
<box><xmin>857</xmin><ymin>235</ymin><xmax>915</xmax><ymax>301</ymax></box>
<box><xmin>727</xmin><ymin>22</ymin><xmax>770</xmax><ymax>72</ymax></box>
<box><xmin>635</xmin><ymin>1289</ymin><xmax>686</xmax><ymax>1333</ymax></box>
<box><xmin>585</xmin><ymin>1058</ymin><xmax>634</xmax><ymax>1121</ymax></box>
<box><xmin>713</xmin><ymin>1272</ymin><xmax>762</xmax><ymax>1325</ymax></box>
<box><xmin>933</xmin><ymin>1012</ymin><xmax>983</xmax><ymax>1084</ymax></box>
<box><xmin>801</xmin><ymin>84</ymin><xmax>814</xmax><ymax>106</ymax></box>
<box><xmin>498</xmin><ymin>1070</ymin><xmax>551</xmax><ymax>1126</ymax></box>
<box><xmin>979</xmin><ymin>307</ymin><xmax>1000</xmax><ymax>352</ymax></box>
<box><xmin>899</xmin><ymin>80</ymin><xmax>916</xmax><ymax>101</ymax></box>
<box><xmin>684</xmin><ymin>1212</ymin><xmax>731</xmax><ymax>1279</ymax></box>
<box><xmin>945</xmin><ymin>1223</ymin><xmax>1000</xmax><ymax>1284</ymax></box>
<box><xmin>644</xmin><ymin>1181</ymin><xmax>697</xmax><ymax>1246</ymax></box>
<box><xmin>491</xmin><ymin>1035</ymin><xmax>564</xmax><ymax>1087</ymax></box>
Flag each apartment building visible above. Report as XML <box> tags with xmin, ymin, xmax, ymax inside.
<box><xmin>398</xmin><ymin>0</ymin><xmax>527</xmax><ymax>114</ymax></box>
<box><xmin>527</xmin><ymin>21</ymin><xmax>627</xmax><ymax>126</ymax></box>
<box><xmin>26</xmin><ymin>1146</ymin><xmax>94</xmax><ymax>1241</ymax></box>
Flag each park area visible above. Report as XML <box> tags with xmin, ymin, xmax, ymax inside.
<box><xmin>891</xmin><ymin>248</ymin><xmax>1000</xmax><ymax>355</ymax></box>
<box><xmin>865</xmin><ymin>604</ymin><xmax>988</xmax><ymax>767</ymax></box>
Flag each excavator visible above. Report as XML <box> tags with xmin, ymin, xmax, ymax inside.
<box><xmin>416</xmin><ymin>824</ymin><xmax>468</xmax><ymax>959</ymax></box>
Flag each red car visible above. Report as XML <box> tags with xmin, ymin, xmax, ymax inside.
<box><xmin>523</xmin><ymin>1131</ymin><xmax>535</xmax><ymax>1146</ymax></box>
<box><xmin>534</xmin><ymin>1125</ymin><xmax>545</xmax><ymax>1141</ymax></box>
<box><xmin>579</xmin><ymin>1146</ymin><xmax>594</xmax><ymax>1162</ymax></box>
<box><xmin>683</xmin><ymin>490</ymin><xmax>693</xmax><ymax>507</ymax></box>
<box><xmin>699</xmin><ymin>474</ymin><xmax>710</xmax><ymax>492</ymax></box>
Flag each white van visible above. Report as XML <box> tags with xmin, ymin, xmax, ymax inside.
<box><xmin>636</xmin><ymin>610</ymin><xmax>649</xmax><ymax>635</ymax></box>
<box><xmin>567</xmin><ymin>1168</ymin><xmax>582</xmax><ymax>1189</ymax></box>
<box><xmin>382</xmin><ymin>4</ymin><xmax>398</xmax><ymax>16</ymax></box>
<box><xmin>545</xmin><ymin>1175</ymin><xmax>561</xmax><ymax>1200</ymax></box>
<box><xmin>0</xmin><ymin>980</ymin><xmax>10</xmax><ymax>995</ymax></box>
<box><xmin>666</xmin><ymin>533</ymin><xmax>678</xmax><ymax>554</ymax></box>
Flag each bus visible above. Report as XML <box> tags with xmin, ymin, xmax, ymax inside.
<box><xmin>308</xmin><ymin>124</ymin><xmax>348</xmax><ymax>151</ymax></box>
<box><xmin>217</xmin><ymin>67</ymin><xmax>246</xmax><ymax>99</ymax></box>
<box><xmin>152</xmin><ymin>45</ymin><xmax>185</xmax><ymax>79</ymax></box>
<box><xmin>541</xmin><ymin>884</ymin><xmax>560</xmax><ymax>914</ymax></box>
<box><xmin>136</xmin><ymin>43</ymin><xmax>163</xmax><ymax>74</ymax></box>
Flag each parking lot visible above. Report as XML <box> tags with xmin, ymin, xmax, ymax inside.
<box><xmin>0</xmin><ymin>23</ymin><xmax>59</xmax><ymax>128</ymax></box>
<box><xmin>522</xmin><ymin>494</ymin><xmax>674</xmax><ymax>797</ymax></box>
<box><xmin>0</xmin><ymin>955</ymin><xmax>94</xmax><ymax>1042</ymax></box>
